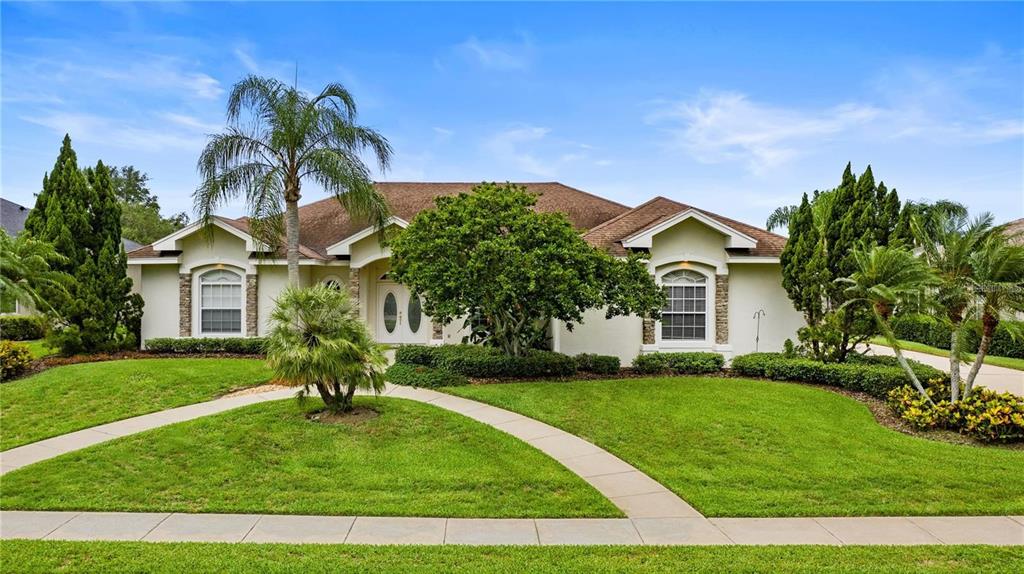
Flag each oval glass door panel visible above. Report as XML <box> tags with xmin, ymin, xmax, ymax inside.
<box><xmin>383</xmin><ymin>292</ymin><xmax>398</xmax><ymax>333</ymax></box>
<box><xmin>407</xmin><ymin>296</ymin><xmax>422</xmax><ymax>333</ymax></box>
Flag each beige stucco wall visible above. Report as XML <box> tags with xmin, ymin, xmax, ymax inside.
<box><xmin>727</xmin><ymin>263</ymin><xmax>804</xmax><ymax>356</ymax></box>
<box><xmin>139</xmin><ymin>264</ymin><xmax>180</xmax><ymax>342</ymax></box>
<box><xmin>179</xmin><ymin>227</ymin><xmax>251</xmax><ymax>272</ymax></box>
<box><xmin>649</xmin><ymin>218</ymin><xmax>728</xmax><ymax>269</ymax></box>
<box><xmin>555</xmin><ymin>308</ymin><xmax>644</xmax><ymax>364</ymax></box>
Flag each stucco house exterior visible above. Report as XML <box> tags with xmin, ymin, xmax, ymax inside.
<box><xmin>126</xmin><ymin>182</ymin><xmax>804</xmax><ymax>363</ymax></box>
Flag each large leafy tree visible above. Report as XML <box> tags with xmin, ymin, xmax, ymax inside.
<box><xmin>194</xmin><ymin>75</ymin><xmax>392</xmax><ymax>285</ymax></box>
<box><xmin>111</xmin><ymin>166</ymin><xmax>188</xmax><ymax>244</ymax></box>
<box><xmin>24</xmin><ymin>136</ymin><xmax>141</xmax><ymax>353</ymax></box>
<box><xmin>266</xmin><ymin>284</ymin><xmax>387</xmax><ymax>413</ymax></box>
<box><xmin>390</xmin><ymin>183</ymin><xmax>665</xmax><ymax>357</ymax></box>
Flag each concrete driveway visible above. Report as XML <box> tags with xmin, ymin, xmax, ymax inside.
<box><xmin>864</xmin><ymin>343</ymin><xmax>1023</xmax><ymax>397</ymax></box>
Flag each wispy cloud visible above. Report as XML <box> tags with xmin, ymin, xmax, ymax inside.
<box><xmin>233</xmin><ymin>45</ymin><xmax>260</xmax><ymax>74</ymax></box>
<box><xmin>482</xmin><ymin>125</ymin><xmax>595</xmax><ymax>178</ymax></box>
<box><xmin>456</xmin><ymin>33</ymin><xmax>535</xmax><ymax>71</ymax></box>
<box><xmin>22</xmin><ymin>111</ymin><xmax>207</xmax><ymax>152</ymax></box>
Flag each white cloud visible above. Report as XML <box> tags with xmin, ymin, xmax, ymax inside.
<box><xmin>648</xmin><ymin>90</ymin><xmax>880</xmax><ymax>174</ymax></box>
<box><xmin>233</xmin><ymin>46</ymin><xmax>260</xmax><ymax>74</ymax></box>
<box><xmin>456</xmin><ymin>34</ymin><xmax>534</xmax><ymax>71</ymax></box>
<box><xmin>159</xmin><ymin>112</ymin><xmax>223</xmax><ymax>133</ymax></box>
<box><xmin>482</xmin><ymin>125</ymin><xmax>596</xmax><ymax>178</ymax></box>
<box><xmin>22</xmin><ymin>111</ymin><xmax>206</xmax><ymax>152</ymax></box>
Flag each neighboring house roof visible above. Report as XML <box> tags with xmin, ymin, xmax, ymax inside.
<box><xmin>1</xmin><ymin>198</ymin><xmax>30</xmax><ymax>236</ymax></box>
<box><xmin>1005</xmin><ymin>217</ymin><xmax>1024</xmax><ymax>246</ymax></box>
<box><xmin>583</xmin><ymin>196</ymin><xmax>786</xmax><ymax>257</ymax></box>
<box><xmin>122</xmin><ymin>238</ymin><xmax>143</xmax><ymax>252</ymax></box>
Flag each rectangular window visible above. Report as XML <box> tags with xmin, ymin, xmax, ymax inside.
<box><xmin>200</xmin><ymin>283</ymin><xmax>242</xmax><ymax>333</ymax></box>
<box><xmin>661</xmin><ymin>285</ymin><xmax>706</xmax><ymax>340</ymax></box>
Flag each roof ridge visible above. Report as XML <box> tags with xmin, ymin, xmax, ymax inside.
<box><xmin>583</xmin><ymin>196</ymin><xmax>682</xmax><ymax>237</ymax></box>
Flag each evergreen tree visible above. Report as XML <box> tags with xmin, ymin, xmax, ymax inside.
<box><xmin>779</xmin><ymin>193</ymin><xmax>826</xmax><ymax>356</ymax></box>
<box><xmin>25</xmin><ymin>136</ymin><xmax>141</xmax><ymax>354</ymax></box>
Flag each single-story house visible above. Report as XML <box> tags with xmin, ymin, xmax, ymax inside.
<box><xmin>126</xmin><ymin>182</ymin><xmax>805</xmax><ymax>363</ymax></box>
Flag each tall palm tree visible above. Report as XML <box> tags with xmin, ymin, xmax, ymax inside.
<box><xmin>266</xmin><ymin>284</ymin><xmax>387</xmax><ymax>413</ymax></box>
<box><xmin>961</xmin><ymin>230</ymin><xmax>1024</xmax><ymax>398</ymax></box>
<box><xmin>766</xmin><ymin>190</ymin><xmax>835</xmax><ymax>233</ymax></box>
<box><xmin>841</xmin><ymin>244</ymin><xmax>938</xmax><ymax>402</ymax></box>
<box><xmin>195</xmin><ymin>75</ymin><xmax>393</xmax><ymax>285</ymax></box>
<box><xmin>912</xmin><ymin>211</ymin><xmax>994</xmax><ymax>401</ymax></box>
<box><xmin>0</xmin><ymin>230</ymin><xmax>70</xmax><ymax>314</ymax></box>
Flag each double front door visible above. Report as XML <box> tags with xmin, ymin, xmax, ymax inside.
<box><xmin>377</xmin><ymin>282</ymin><xmax>430</xmax><ymax>344</ymax></box>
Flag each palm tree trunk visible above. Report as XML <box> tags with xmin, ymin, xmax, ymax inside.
<box><xmin>285</xmin><ymin>197</ymin><xmax>300</xmax><ymax>286</ymax></box>
<box><xmin>949</xmin><ymin>327</ymin><xmax>961</xmax><ymax>403</ymax></box>
<box><xmin>892</xmin><ymin>346</ymin><xmax>935</xmax><ymax>405</ymax></box>
<box><xmin>963</xmin><ymin>314</ymin><xmax>996</xmax><ymax>399</ymax></box>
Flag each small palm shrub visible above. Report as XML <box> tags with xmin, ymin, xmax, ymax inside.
<box><xmin>0</xmin><ymin>340</ymin><xmax>33</xmax><ymax>381</ymax></box>
<box><xmin>633</xmin><ymin>352</ymin><xmax>724</xmax><ymax>375</ymax></box>
<box><xmin>887</xmin><ymin>381</ymin><xmax>1024</xmax><ymax>443</ymax></box>
<box><xmin>266</xmin><ymin>285</ymin><xmax>386</xmax><ymax>413</ymax></box>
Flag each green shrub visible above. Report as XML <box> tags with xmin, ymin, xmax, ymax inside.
<box><xmin>393</xmin><ymin>344</ymin><xmax>577</xmax><ymax>378</ymax></box>
<box><xmin>887</xmin><ymin>382</ymin><xmax>1024</xmax><ymax>443</ymax></box>
<box><xmin>144</xmin><ymin>337</ymin><xmax>267</xmax><ymax>354</ymax></box>
<box><xmin>892</xmin><ymin>315</ymin><xmax>1024</xmax><ymax>359</ymax></box>
<box><xmin>574</xmin><ymin>353</ymin><xmax>621</xmax><ymax>375</ymax></box>
<box><xmin>384</xmin><ymin>362</ymin><xmax>467</xmax><ymax>388</ymax></box>
<box><xmin>730</xmin><ymin>352</ymin><xmax>947</xmax><ymax>399</ymax></box>
<box><xmin>633</xmin><ymin>352</ymin><xmax>724</xmax><ymax>375</ymax></box>
<box><xmin>0</xmin><ymin>316</ymin><xmax>45</xmax><ymax>341</ymax></box>
<box><xmin>0</xmin><ymin>340</ymin><xmax>33</xmax><ymax>381</ymax></box>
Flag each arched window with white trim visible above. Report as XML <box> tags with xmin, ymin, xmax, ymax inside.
<box><xmin>199</xmin><ymin>269</ymin><xmax>242</xmax><ymax>334</ymax></box>
<box><xmin>661</xmin><ymin>270</ymin><xmax>706</xmax><ymax>341</ymax></box>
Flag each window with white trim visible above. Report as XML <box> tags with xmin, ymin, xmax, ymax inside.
<box><xmin>199</xmin><ymin>269</ymin><xmax>242</xmax><ymax>334</ymax></box>
<box><xmin>660</xmin><ymin>270</ymin><xmax>706</xmax><ymax>341</ymax></box>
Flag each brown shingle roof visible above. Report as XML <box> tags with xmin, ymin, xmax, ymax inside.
<box><xmin>130</xmin><ymin>182</ymin><xmax>630</xmax><ymax>260</ymax></box>
<box><xmin>583</xmin><ymin>196</ymin><xmax>786</xmax><ymax>257</ymax></box>
<box><xmin>295</xmin><ymin>182</ymin><xmax>630</xmax><ymax>257</ymax></box>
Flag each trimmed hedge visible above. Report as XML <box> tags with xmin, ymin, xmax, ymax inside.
<box><xmin>393</xmin><ymin>344</ymin><xmax>577</xmax><ymax>378</ymax></box>
<box><xmin>730</xmin><ymin>352</ymin><xmax>947</xmax><ymax>399</ymax></box>
<box><xmin>144</xmin><ymin>337</ymin><xmax>267</xmax><ymax>354</ymax></box>
<box><xmin>892</xmin><ymin>315</ymin><xmax>1024</xmax><ymax>359</ymax></box>
<box><xmin>384</xmin><ymin>362</ymin><xmax>468</xmax><ymax>388</ymax></box>
<box><xmin>574</xmin><ymin>353</ymin><xmax>621</xmax><ymax>375</ymax></box>
<box><xmin>0</xmin><ymin>315</ymin><xmax>45</xmax><ymax>341</ymax></box>
<box><xmin>632</xmin><ymin>352</ymin><xmax>724</xmax><ymax>375</ymax></box>
<box><xmin>0</xmin><ymin>340</ymin><xmax>33</xmax><ymax>381</ymax></box>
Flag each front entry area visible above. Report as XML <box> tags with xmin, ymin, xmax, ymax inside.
<box><xmin>376</xmin><ymin>282</ymin><xmax>430</xmax><ymax>344</ymax></box>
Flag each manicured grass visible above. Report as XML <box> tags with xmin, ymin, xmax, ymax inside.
<box><xmin>871</xmin><ymin>337</ymin><xmax>1024</xmax><ymax>371</ymax></box>
<box><xmin>0</xmin><ymin>397</ymin><xmax>618</xmax><ymax>518</ymax></box>
<box><xmin>0</xmin><ymin>358</ymin><xmax>271</xmax><ymax>450</ymax></box>
<box><xmin>447</xmin><ymin>377</ymin><xmax>1024</xmax><ymax>517</ymax></box>
<box><xmin>2</xmin><ymin>541</ymin><xmax>1019</xmax><ymax>573</ymax></box>
<box><xmin>20</xmin><ymin>339</ymin><xmax>56</xmax><ymax>359</ymax></box>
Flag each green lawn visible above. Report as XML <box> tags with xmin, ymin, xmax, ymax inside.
<box><xmin>0</xmin><ymin>397</ymin><xmax>618</xmax><ymax>518</ymax></box>
<box><xmin>0</xmin><ymin>358</ymin><xmax>272</xmax><ymax>450</ymax></box>
<box><xmin>871</xmin><ymin>337</ymin><xmax>1024</xmax><ymax>371</ymax></box>
<box><xmin>2</xmin><ymin>541</ymin><xmax>1019</xmax><ymax>574</ymax></box>
<box><xmin>447</xmin><ymin>377</ymin><xmax>1024</xmax><ymax>517</ymax></box>
<box><xmin>20</xmin><ymin>338</ymin><xmax>56</xmax><ymax>359</ymax></box>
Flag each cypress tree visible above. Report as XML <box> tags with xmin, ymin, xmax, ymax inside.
<box><xmin>26</xmin><ymin>136</ymin><xmax>140</xmax><ymax>353</ymax></box>
<box><xmin>780</xmin><ymin>193</ymin><xmax>826</xmax><ymax>355</ymax></box>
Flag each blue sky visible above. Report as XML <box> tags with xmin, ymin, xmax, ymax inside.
<box><xmin>3</xmin><ymin>1</ymin><xmax>1022</xmax><ymax>228</ymax></box>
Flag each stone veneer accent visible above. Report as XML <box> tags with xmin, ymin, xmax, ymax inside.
<box><xmin>715</xmin><ymin>274</ymin><xmax>729</xmax><ymax>344</ymax></box>
<box><xmin>348</xmin><ymin>267</ymin><xmax>360</xmax><ymax>313</ymax></box>
<box><xmin>642</xmin><ymin>318</ymin><xmax>655</xmax><ymax>345</ymax></box>
<box><xmin>245</xmin><ymin>274</ymin><xmax>258</xmax><ymax>336</ymax></box>
<box><xmin>432</xmin><ymin>320</ymin><xmax>443</xmax><ymax>340</ymax></box>
<box><xmin>179</xmin><ymin>273</ymin><xmax>192</xmax><ymax>336</ymax></box>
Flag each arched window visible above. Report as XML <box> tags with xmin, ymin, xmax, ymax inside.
<box><xmin>660</xmin><ymin>270</ymin><xmax>706</xmax><ymax>341</ymax></box>
<box><xmin>199</xmin><ymin>269</ymin><xmax>242</xmax><ymax>334</ymax></box>
<box><xmin>322</xmin><ymin>278</ymin><xmax>342</xmax><ymax>291</ymax></box>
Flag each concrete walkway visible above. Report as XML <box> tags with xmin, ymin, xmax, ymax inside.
<box><xmin>0</xmin><ymin>384</ymin><xmax>699</xmax><ymax>520</ymax></box>
<box><xmin>864</xmin><ymin>343</ymin><xmax>1023</xmax><ymax>396</ymax></box>
<box><xmin>2</xmin><ymin>511</ymin><xmax>1021</xmax><ymax>545</ymax></box>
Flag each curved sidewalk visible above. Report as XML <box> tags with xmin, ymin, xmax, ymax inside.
<box><xmin>0</xmin><ymin>384</ymin><xmax>699</xmax><ymax>520</ymax></box>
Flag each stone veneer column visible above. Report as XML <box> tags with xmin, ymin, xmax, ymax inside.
<box><xmin>642</xmin><ymin>318</ymin><xmax>656</xmax><ymax>345</ymax></box>
<box><xmin>715</xmin><ymin>274</ymin><xmax>729</xmax><ymax>344</ymax></box>
<box><xmin>348</xmin><ymin>267</ymin><xmax>360</xmax><ymax>314</ymax></box>
<box><xmin>245</xmin><ymin>274</ymin><xmax>258</xmax><ymax>336</ymax></box>
<box><xmin>179</xmin><ymin>273</ymin><xmax>192</xmax><ymax>336</ymax></box>
<box><xmin>432</xmin><ymin>321</ymin><xmax>443</xmax><ymax>341</ymax></box>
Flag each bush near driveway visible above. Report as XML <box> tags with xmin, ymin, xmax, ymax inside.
<box><xmin>893</xmin><ymin>315</ymin><xmax>1024</xmax><ymax>359</ymax></box>
<box><xmin>888</xmin><ymin>382</ymin><xmax>1024</xmax><ymax>443</ymax></box>
<box><xmin>730</xmin><ymin>352</ymin><xmax>946</xmax><ymax>399</ymax></box>
<box><xmin>384</xmin><ymin>362</ymin><xmax>467</xmax><ymax>388</ymax></box>
<box><xmin>0</xmin><ymin>340</ymin><xmax>33</xmax><ymax>381</ymax></box>
<box><xmin>0</xmin><ymin>315</ymin><xmax>45</xmax><ymax>341</ymax></box>
<box><xmin>633</xmin><ymin>352</ymin><xmax>724</xmax><ymax>375</ymax></box>
<box><xmin>145</xmin><ymin>337</ymin><xmax>267</xmax><ymax>355</ymax></box>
